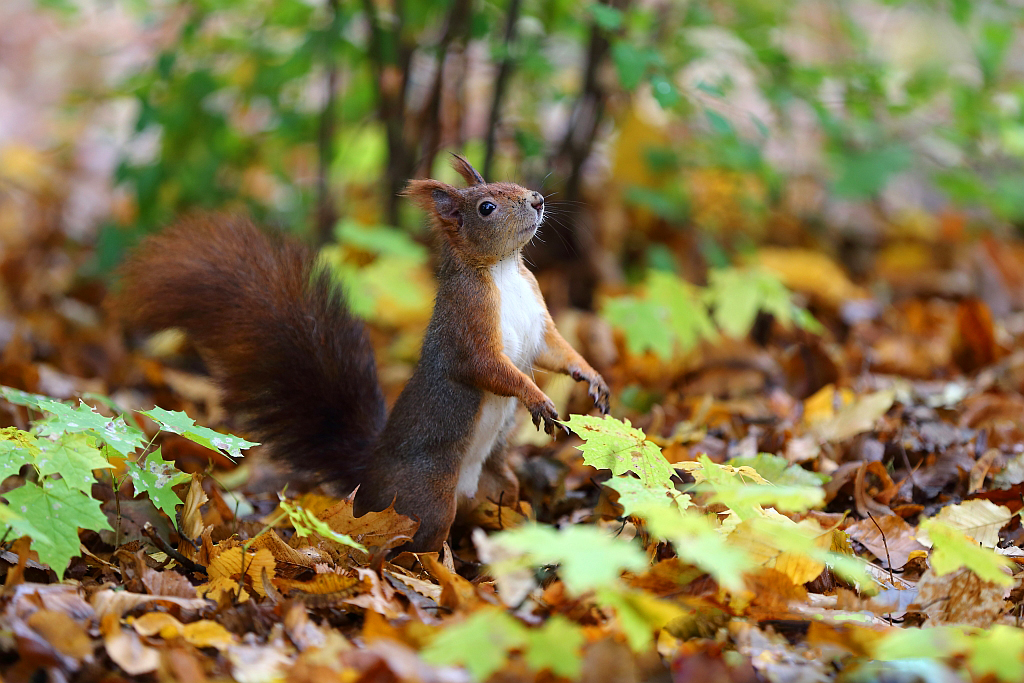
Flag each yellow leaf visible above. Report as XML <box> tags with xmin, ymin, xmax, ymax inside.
<box><xmin>183</xmin><ymin>620</ymin><xmax>236</xmax><ymax>650</ymax></box>
<box><xmin>131</xmin><ymin>612</ymin><xmax>184</xmax><ymax>638</ymax></box>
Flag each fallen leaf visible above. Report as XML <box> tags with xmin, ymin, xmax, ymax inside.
<box><xmin>101</xmin><ymin>612</ymin><xmax>160</xmax><ymax>676</ymax></box>
<box><xmin>846</xmin><ymin>515</ymin><xmax>927</xmax><ymax>568</ymax></box>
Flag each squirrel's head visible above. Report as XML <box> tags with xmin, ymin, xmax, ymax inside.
<box><xmin>403</xmin><ymin>154</ymin><xmax>545</xmax><ymax>267</ymax></box>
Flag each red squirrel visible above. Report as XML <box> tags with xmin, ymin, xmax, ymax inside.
<box><xmin>116</xmin><ymin>154</ymin><xmax>609</xmax><ymax>551</ymax></box>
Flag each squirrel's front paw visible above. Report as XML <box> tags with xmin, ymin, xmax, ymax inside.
<box><xmin>589</xmin><ymin>377</ymin><xmax>610</xmax><ymax>415</ymax></box>
<box><xmin>529</xmin><ymin>398</ymin><xmax>564</xmax><ymax>436</ymax></box>
<box><xmin>572</xmin><ymin>369</ymin><xmax>610</xmax><ymax>415</ymax></box>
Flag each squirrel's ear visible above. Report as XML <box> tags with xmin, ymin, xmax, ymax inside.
<box><xmin>449</xmin><ymin>154</ymin><xmax>485</xmax><ymax>186</ymax></box>
<box><xmin>402</xmin><ymin>179</ymin><xmax>463</xmax><ymax>229</ymax></box>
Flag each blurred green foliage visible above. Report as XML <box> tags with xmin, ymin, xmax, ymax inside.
<box><xmin>52</xmin><ymin>0</ymin><xmax>1024</xmax><ymax>277</ymax></box>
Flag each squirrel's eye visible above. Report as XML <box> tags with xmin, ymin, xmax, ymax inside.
<box><xmin>478</xmin><ymin>201</ymin><xmax>497</xmax><ymax>217</ymax></box>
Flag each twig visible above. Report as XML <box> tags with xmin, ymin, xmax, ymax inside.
<box><xmin>866</xmin><ymin>511</ymin><xmax>894</xmax><ymax>625</ymax></box>
<box><xmin>142</xmin><ymin>522</ymin><xmax>207</xmax><ymax>576</ymax></box>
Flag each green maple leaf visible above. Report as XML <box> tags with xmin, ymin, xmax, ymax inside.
<box><xmin>604</xmin><ymin>475</ymin><xmax>690</xmax><ymax>517</ymax></box>
<box><xmin>726</xmin><ymin>453</ymin><xmax>828</xmax><ymax>487</ymax></box>
<box><xmin>0</xmin><ymin>386</ymin><xmax>49</xmax><ymax>410</ymax></box>
<box><xmin>919</xmin><ymin>519</ymin><xmax>1014</xmax><ymax>586</ymax></box>
<box><xmin>35</xmin><ymin>400</ymin><xmax>147</xmax><ymax>456</ymax></box>
<box><xmin>124</xmin><ymin>448</ymin><xmax>190</xmax><ymax>520</ymax></box>
<box><xmin>36</xmin><ymin>434</ymin><xmax>112</xmax><ymax>493</ymax></box>
<box><xmin>524</xmin><ymin>616</ymin><xmax>585</xmax><ymax>679</ymax></box>
<box><xmin>421</xmin><ymin>609</ymin><xmax>528</xmax><ymax>681</ymax></box>
<box><xmin>0</xmin><ymin>428</ymin><xmax>40</xmax><ymax>481</ymax></box>
<box><xmin>635</xmin><ymin>505</ymin><xmax>754</xmax><ymax>592</ymax></box>
<box><xmin>705</xmin><ymin>267</ymin><xmax>797</xmax><ymax>339</ymax></box>
<box><xmin>967</xmin><ymin>625</ymin><xmax>1024</xmax><ymax>682</ymax></box>
<box><xmin>141</xmin><ymin>406</ymin><xmax>258</xmax><ymax>460</ymax></box>
<box><xmin>647</xmin><ymin>271</ymin><xmax>717</xmax><ymax>350</ymax></box>
<box><xmin>601</xmin><ymin>272</ymin><xmax>717</xmax><ymax>360</ymax></box>
<box><xmin>4</xmin><ymin>478</ymin><xmax>112</xmax><ymax>573</ymax></box>
<box><xmin>602</xmin><ymin>296</ymin><xmax>674</xmax><ymax>358</ymax></box>
<box><xmin>565</xmin><ymin>414</ymin><xmax>674</xmax><ymax>490</ymax></box>
<box><xmin>595</xmin><ymin>586</ymin><xmax>688</xmax><ymax>652</ymax></box>
<box><xmin>490</xmin><ymin>523</ymin><xmax>647</xmax><ymax>596</ymax></box>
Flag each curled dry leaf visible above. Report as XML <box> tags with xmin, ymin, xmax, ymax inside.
<box><xmin>91</xmin><ymin>588</ymin><xmax>211</xmax><ymax>621</ymax></box>
<box><xmin>420</xmin><ymin>552</ymin><xmax>480</xmax><ymax>612</ymax></box>
<box><xmin>249</xmin><ymin>529</ymin><xmax>319</xmax><ymax>571</ymax></box>
<box><xmin>178</xmin><ymin>473</ymin><xmax>209</xmax><ymax>562</ymax></box>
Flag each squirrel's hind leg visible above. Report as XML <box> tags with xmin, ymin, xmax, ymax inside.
<box><xmin>459</xmin><ymin>437</ymin><xmax>520</xmax><ymax>517</ymax></box>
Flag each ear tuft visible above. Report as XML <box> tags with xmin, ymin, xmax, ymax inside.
<box><xmin>401</xmin><ymin>179</ymin><xmax>461</xmax><ymax>228</ymax></box>
<box><xmin>449</xmin><ymin>153</ymin><xmax>486</xmax><ymax>186</ymax></box>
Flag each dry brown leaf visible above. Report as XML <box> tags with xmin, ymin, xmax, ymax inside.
<box><xmin>249</xmin><ymin>529</ymin><xmax>319</xmax><ymax>570</ymax></box>
<box><xmin>846</xmin><ymin>515</ymin><xmax>927</xmax><ymax>568</ymax></box>
<box><xmin>343</xmin><ymin>568</ymin><xmax>404</xmax><ymax>618</ymax></box>
<box><xmin>969</xmin><ymin>448</ymin><xmax>1000</xmax><ymax>494</ymax></box>
<box><xmin>420</xmin><ymin>552</ymin><xmax>479</xmax><ymax>612</ymax></box>
<box><xmin>316</xmin><ymin>498</ymin><xmax>419</xmax><ymax>553</ymax></box>
<box><xmin>141</xmin><ymin>566</ymin><xmax>198</xmax><ymax>598</ymax></box>
<box><xmin>283</xmin><ymin>603</ymin><xmax>328</xmax><ymax>652</ymax></box>
<box><xmin>460</xmin><ymin>498</ymin><xmax>528</xmax><ymax>531</ymax></box>
<box><xmin>914</xmin><ymin>567</ymin><xmax>1008</xmax><ymax>626</ymax></box>
<box><xmin>384</xmin><ymin>566</ymin><xmax>442</xmax><ymax>603</ymax></box>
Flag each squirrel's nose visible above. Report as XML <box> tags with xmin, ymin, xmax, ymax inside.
<box><xmin>530</xmin><ymin>192</ymin><xmax>544</xmax><ymax>213</ymax></box>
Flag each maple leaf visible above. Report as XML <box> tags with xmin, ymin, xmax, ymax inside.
<box><xmin>565</xmin><ymin>414</ymin><xmax>674</xmax><ymax>489</ymax></box>
<box><xmin>635</xmin><ymin>504</ymin><xmax>754</xmax><ymax>592</ymax></box>
<box><xmin>421</xmin><ymin>609</ymin><xmax>528</xmax><ymax>680</ymax></box>
<box><xmin>0</xmin><ymin>428</ymin><xmax>39</xmax><ymax>481</ymax></box>
<box><xmin>604</xmin><ymin>475</ymin><xmax>691</xmax><ymax>517</ymax></box>
<box><xmin>595</xmin><ymin>586</ymin><xmax>688</xmax><ymax>651</ymax></box>
<box><xmin>4</xmin><ymin>478</ymin><xmax>112</xmax><ymax>572</ymax></box>
<box><xmin>36</xmin><ymin>433</ymin><xmax>112</xmax><ymax>493</ymax></box>
<box><xmin>141</xmin><ymin>406</ymin><xmax>258</xmax><ymax>460</ymax></box>
<box><xmin>124</xmin><ymin>448</ymin><xmax>190</xmax><ymax>519</ymax></box>
<box><xmin>35</xmin><ymin>400</ymin><xmax>147</xmax><ymax>456</ymax></box>
<box><xmin>966</xmin><ymin>625</ymin><xmax>1024</xmax><ymax>682</ymax></box>
<box><xmin>918</xmin><ymin>519</ymin><xmax>1014</xmax><ymax>586</ymax></box>
<box><xmin>524</xmin><ymin>616</ymin><xmax>585</xmax><ymax>678</ymax></box>
<box><xmin>489</xmin><ymin>523</ymin><xmax>648</xmax><ymax>596</ymax></box>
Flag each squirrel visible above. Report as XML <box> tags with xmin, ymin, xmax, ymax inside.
<box><xmin>115</xmin><ymin>154</ymin><xmax>609</xmax><ymax>552</ymax></box>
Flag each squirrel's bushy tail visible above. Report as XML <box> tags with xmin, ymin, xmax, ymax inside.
<box><xmin>116</xmin><ymin>214</ymin><xmax>386</xmax><ymax>487</ymax></box>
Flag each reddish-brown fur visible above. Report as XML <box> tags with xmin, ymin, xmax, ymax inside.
<box><xmin>116</xmin><ymin>155</ymin><xmax>607</xmax><ymax>551</ymax></box>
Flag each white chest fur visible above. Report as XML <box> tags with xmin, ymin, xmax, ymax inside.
<box><xmin>456</xmin><ymin>256</ymin><xmax>547</xmax><ymax>499</ymax></box>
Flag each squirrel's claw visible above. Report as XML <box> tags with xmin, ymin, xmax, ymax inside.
<box><xmin>530</xmin><ymin>398</ymin><xmax>560</xmax><ymax>436</ymax></box>
<box><xmin>572</xmin><ymin>367</ymin><xmax>610</xmax><ymax>415</ymax></box>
